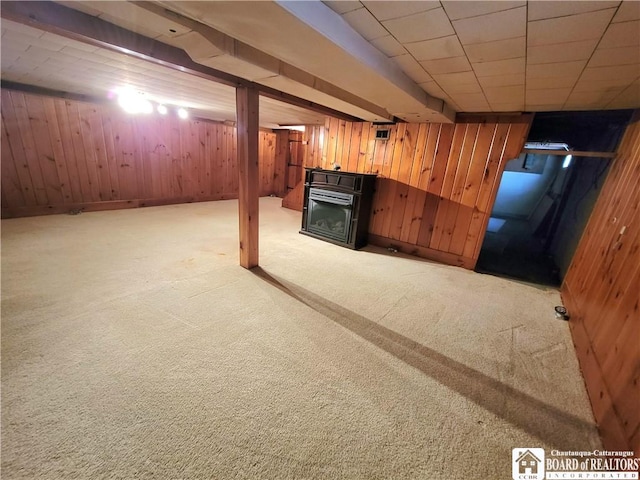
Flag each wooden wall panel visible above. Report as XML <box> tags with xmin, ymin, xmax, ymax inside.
<box><xmin>280</xmin><ymin>125</ymin><xmax>324</xmax><ymax>211</ymax></box>
<box><xmin>562</xmin><ymin>112</ymin><xmax>640</xmax><ymax>453</ymax></box>
<box><xmin>259</xmin><ymin>130</ymin><xmax>276</xmax><ymax>197</ymax></box>
<box><xmin>273</xmin><ymin>130</ymin><xmax>289</xmax><ymax>197</ymax></box>
<box><xmin>285</xmin><ymin>115</ymin><xmax>532</xmax><ymax>268</ymax></box>
<box><xmin>0</xmin><ymin>89</ymin><xmax>278</xmax><ymax>217</ymax></box>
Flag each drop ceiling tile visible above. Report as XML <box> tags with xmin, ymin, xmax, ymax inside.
<box><xmin>580</xmin><ymin>64</ymin><xmax>640</xmax><ymax>82</ymax></box>
<box><xmin>599</xmin><ymin>20</ymin><xmax>640</xmax><ymax>48</ymax></box>
<box><xmin>342</xmin><ymin>8</ymin><xmax>389</xmax><ymax>40</ymax></box>
<box><xmin>362</xmin><ymin>1</ymin><xmax>440</xmax><ymax>21</ymax></box>
<box><xmin>527</xmin><ymin>39</ymin><xmax>599</xmax><ymax>65</ymax></box>
<box><xmin>528</xmin><ymin>1</ymin><xmax>620</xmax><ymax>21</ymax></box>
<box><xmin>463</xmin><ymin>36</ymin><xmax>525</xmax><ymax>63</ymax></box>
<box><xmin>484</xmin><ymin>85</ymin><xmax>524</xmax><ymax>102</ymax></box>
<box><xmin>457</xmin><ymin>104</ymin><xmax>490</xmax><ymax>111</ymax></box>
<box><xmin>528</xmin><ymin>9</ymin><xmax>616</xmax><ymax>46</ymax></box>
<box><xmin>440</xmin><ymin>81</ymin><xmax>483</xmax><ymax>94</ymax></box>
<box><xmin>2</xmin><ymin>30</ymin><xmax>49</xmax><ymax>52</ymax></box>
<box><xmin>11</xmin><ymin>56</ymin><xmax>43</xmax><ymax>70</ymax></box>
<box><xmin>60</xmin><ymin>46</ymin><xmax>104</xmax><ymax>61</ymax></box>
<box><xmin>490</xmin><ymin>102</ymin><xmax>524</xmax><ymax>112</ymax></box>
<box><xmin>565</xmin><ymin>89</ymin><xmax>624</xmax><ymax>106</ymax></box>
<box><xmin>454</xmin><ymin>92</ymin><xmax>489</xmax><ymax>104</ymax></box>
<box><xmin>370</xmin><ymin>35</ymin><xmax>407</xmax><ymax>57</ymax></box>
<box><xmin>526</xmin><ymin>88</ymin><xmax>572</xmax><ymax>104</ymax></box>
<box><xmin>607</xmin><ymin>82</ymin><xmax>640</xmax><ymax>108</ymax></box>
<box><xmin>527</xmin><ymin>61</ymin><xmax>586</xmax><ymax>79</ymax></box>
<box><xmin>452</xmin><ymin>7</ymin><xmax>526</xmax><ymax>45</ymax></box>
<box><xmin>392</xmin><ymin>54</ymin><xmax>433</xmax><ymax>83</ymax></box>
<box><xmin>612</xmin><ymin>1</ymin><xmax>640</xmax><ymax>22</ymax></box>
<box><xmin>1</xmin><ymin>19</ymin><xmax>47</xmax><ymax>39</ymax></box>
<box><xmin>473</xmin><ymin>57</ymin><xmax>525</xmax><ymax>77</ymax></box>
<box><xmin>432</xmin><ymin>71</ymin><xmax>478</xmax><ymax>86</ymax></box>
<box><xmin>525</xmin><ymin>103</ymin><xmax>566</xmax><ymax>111</ymax></box>
<box><xmin>382</xmin><ymin>8</ymin><xmax>454</xmax><ymax>43</ymax></box>
<box><xmin>405</xmin><ymin>35</ymin><xmax>465</xmax><ymax>61</ymax></box>
<box><xmin>478</xmin><ymin>73</ymin><xmax>524</xmax><ymax>87</ymax></box>
<box><xmin>563</xmin><ymin>100</ymin><xmax>613</xmax><ymax>110</ymax></box>
<box><xmin>0</xmin><ymin>52</ymin><xmax>21</xmax><ymax>64</ymax></box>
<box><xmin>526</xmin><ymin>76</ymin><xmax>579</xmax><ymax>90</ymax></box>
<box><xmin>573</xmin><ymin>76</ymin><xmax>638</xmax><ymax>92</ymax></box>
<box><xmin>589</xmin><ymin>46</ymin><xmax>640</xmax><ymax>67</ymax></box>
<box><xmin>38</xmin><ymin>32</ymin><xmax>75</xmax><ymax>49</ymax></box>
<box><xmin>456</xmin><ymin>101</ymin><xmax>491</xmax><ymax>112</ymax></box>
<box><xmin>323</xmin><ymin>1</ymin><xmax>362</xmax><ymax>15</ymax></box>
<box><xmin>442</xmin><ymin>1</ymin><xmax>525</xmax><ymax>21</ymax></box>
<box><xmin>419</xmin><ymin>56</ymin><xmax>471</xmax><ymax>75</ymax></box>
<box><xmin>96</xmin><ymin>49</ymin><xmax>131</xmax><ymax>62</ymax></box>
<box><xmin>0</xmin><ymin>36</ymin><xmax>29</xmax><ymax>54</ymax></box>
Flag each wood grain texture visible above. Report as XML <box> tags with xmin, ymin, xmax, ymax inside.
<box><xmin>236</xmin><ymin>86</ymin><xmax>260</xmax><ymax>269</ymax></box>
<box><xmin>1</xmin><ymin>89</ymin><xmax>278</xmax><ymax>218</ymax></box>
<box><xmin>283</xmin><ymin>115</ymin><xmax>532</xmax><ymax>268</ymax></box>
<box><xmin>280</xmin><ymin>125</ymin><xmax>324</xmax><ymax>211</ymax></box>
<box><xmin>562</xmin><ymin>112</ymin><xmax>640</xmax><ymax>453</ymax></box>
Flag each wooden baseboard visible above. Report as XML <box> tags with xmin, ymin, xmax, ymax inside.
<box><xmin>367</xmin><ymin>234</ymin><xmax>475</xmax><ymax>269</ymax></box>
<box><xmin>1</xmin><ymin>194</ymin><xmax>241</xmax><ymax>219</ymax></box>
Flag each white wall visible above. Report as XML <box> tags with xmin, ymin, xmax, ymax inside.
<box><xmin>492</xmin><ymin>155</ymin><xmax>562</xmax><ymax>218</ymax></box>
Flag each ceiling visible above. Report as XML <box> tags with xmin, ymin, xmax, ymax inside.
<box><xmin>1</xmin><ymin>1</ymin><xmax>639</xmax><ymax>128</ymax></box>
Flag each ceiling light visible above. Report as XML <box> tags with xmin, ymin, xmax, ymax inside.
<box><xmin>117</xmin><ymin>89</ymin><xmax>152</xmax><ymax>115</ymax></box>
<box><xmin>525</xmin><ymin>142</ymin><xmax>570</xmax><ymax>150</ymax></box>
<box><xmin>563</xmin><ymin>155</ymin><xmax>572</xmax><ymax>169</ymax></box>
<box><xmin>276</xmin><ymin>125</ymin><xmax>305</xmax><ymax>132</ymax></box>
<box><xmin>157</xmin><ymin>104</ymin><xmax>168</xmax><ymax>115</ymax></box>
<box><xmin>177</xmin><ymin>108</ymin><xmax>189</xmax><ymax>119</ymax></box>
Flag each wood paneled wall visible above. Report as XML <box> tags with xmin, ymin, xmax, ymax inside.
<box><xmin>561</xmin><ymin>112</ymin><xmax>640</xmax><ymax>453</ymax></box>
<box><xmin>285</xmin><ymin>115</ymin><xmax>531</xmax><ymax>268</ymax></box>
<box><xmin>1</xmin><ymin>89</ymin><xmax>277</xmax><ymax>218</ymax></box>
<box><xmin>280</xmin><ymin>125</ymin><xmax>324</xmax><ymax>210</ymax></box>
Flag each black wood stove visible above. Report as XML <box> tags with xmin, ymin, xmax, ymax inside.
<box><xmin>300</xmin><ymin>168</ymin><xmax>377</xmax><ymax>249</ymax></box>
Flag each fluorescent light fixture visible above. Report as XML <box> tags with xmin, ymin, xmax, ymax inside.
<box><xmin>525</xmin><ymin>142</ymin><xmax>570</xmax><ymax>150</ymax></box>
<box><xmin>563</xmin><ymin>154</ymin><xmax>572</xmax><ymax>169</ymax></box>
<box><xmin>177</xmin><ymin>108</ymin><xmax>189</xmax><ymax>119</ymax></box>
<box><xmin>157</xmin><ymin>104</ymin><xmax>168</xmax><ymax>115</ymax></box>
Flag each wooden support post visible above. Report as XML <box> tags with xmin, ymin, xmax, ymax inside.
<box><xmin>236</xmin><ymin>86</ymin><xmax>260</xmax><ymax>269</ymax></box>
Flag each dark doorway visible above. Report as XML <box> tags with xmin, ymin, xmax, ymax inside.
<box><xmin>476</xmin><ymin>110</ymin><xmax>633</xmax><ymax>286</ymax></box>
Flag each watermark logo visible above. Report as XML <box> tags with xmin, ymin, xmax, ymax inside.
<box><xmin>511</xmin><ymin>448</ymin><xmax>639</xmax><ymax>479</ymax></box>
<box><xmin>513</xmin><ymin>448</ymin><xmax>545</xmax><ymax>480</ymax></box>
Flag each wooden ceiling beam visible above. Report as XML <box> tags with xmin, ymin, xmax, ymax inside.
<box><xmin>0</xmin><ymin>0</ymin><xmax>361</xmax><ymax>122</ymax></box>
<box><xmin>522</xmin><ymin>149</ymin><xmax>616</xmax><ymax>159</ymax></box>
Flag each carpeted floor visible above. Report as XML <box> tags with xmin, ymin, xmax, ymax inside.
<box><xmin>1</xmin><ymin>197</ymin><xmax>600</xmax><ymax>479</ymax></box>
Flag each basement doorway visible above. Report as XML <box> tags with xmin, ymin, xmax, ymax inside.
<box><xmin>475</xmin><ymin>110</ymin><xmax>633</xmax><ymax>287</ymax></box>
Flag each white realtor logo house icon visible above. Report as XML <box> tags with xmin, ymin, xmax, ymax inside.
<box><xmin>512</xmin><ymin>448</ymin><xmax>545</xmax><ymax>480</ymax></box>
<box><xmin>517</xmin><ymin>450</ymin><xmax>541</xmax><ymax>474</ymax></box>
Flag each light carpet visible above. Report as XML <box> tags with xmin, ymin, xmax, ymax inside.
<box><xmin>1</xmin><ymin>197</ymin><xmax>600</xmax><ymax>479</ymax></box>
